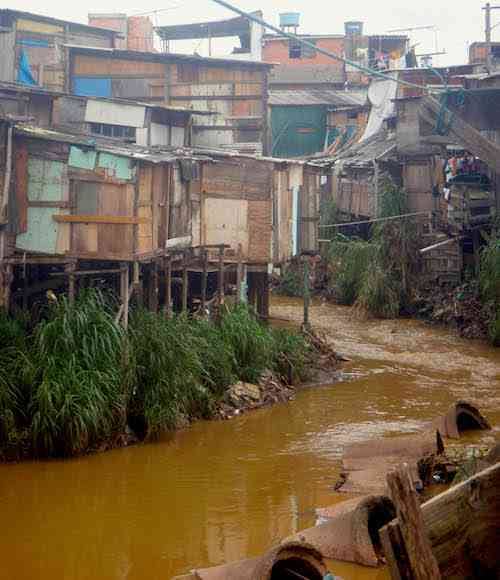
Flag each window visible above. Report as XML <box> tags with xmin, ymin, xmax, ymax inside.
<box><xmin>177</xmin><ymin>63</ymin><xmax>199</xmax><ymax>83</ymax></box>
<box><xmin>90</xmin><ymin>123</ymin><xmax>136</xmax><ymax>141</ymax></box>
<box><xmin>289</xmin><ymin>38</ymin><xmax>316</xmax><ymax>59</ymax></box>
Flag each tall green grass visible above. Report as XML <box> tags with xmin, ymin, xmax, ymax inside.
<box><xmin>480</xmin><ymin>233</ymin><xmax>500</xmax><ymax>345</ymax></box>
<box><xmin>0</xmin><ymin>291</ymin><xmax>315</xmax><ymax>457</ymax></box>
<box><xmin>128</xmin><ymin>310</ymin><xmax>214</xmax><ymax>437</ymax></box>
<box><xmin>29</xmin><ymin>291</ymin><xmax>127</xmax><ymax>456</ymax></box>
<box><xmin>0</xmin><ymin>311</ymin><xmax>29</xmax><ymax>445</ymax></box>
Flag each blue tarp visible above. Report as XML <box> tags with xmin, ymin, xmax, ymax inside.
<box><xmin>17</xmin><ymin>50</ymin><xmax>37</xmax><ymax>86</ymax></box>
<box><xmin>73</xmin><ymin>77</ymin><xmax>112</xmax><ymax>98</ymax></box>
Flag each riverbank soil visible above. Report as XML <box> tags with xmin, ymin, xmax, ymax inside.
<box><xmin>0</xmin><ymin>296</ymin><xmax>497</xmax><ymax>580</ymax></box>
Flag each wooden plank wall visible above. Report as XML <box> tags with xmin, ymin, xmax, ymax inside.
<box><xmin>403</xmin><ymin>159</ymin><xmax>436</xmax><ymax>213</ymax></box>
<box><xmin>11</xmin><ymin>137</ymin><xmax>167</xmax><ymax>261</ymax></box>
<box><xmin>300</xmin><ymin>167</ymin><xmax>321</xmax><ymax>253</ymax></box>
<box><xmin>200</xmin><ymin>157</ymin><xmax>273</xmax><ymax>263</ymax></box>
<box><xmin>332</xmin><ymin>171</ymin><xmax>372</xmax><ymax>218</ymax></box>
<box><xmin>168</xmin><ymin>63</ymin><xmax>266</xmax><ymax>150</ymax></box>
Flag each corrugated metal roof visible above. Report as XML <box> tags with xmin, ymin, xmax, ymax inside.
<box><xmin>310</xmin><ymin>130</ymin><xmax>396</xmax><ymax>168</ymax></box>
<box><xmin>0</xmin><ymin>81</ymin><xmax>212</xmax><ymax>115</ymax></box>
<box><xmin>12</xmin><ymin>123</ymin><xmax>304</xmax><ymax>165</ymax></box>
<box><xmin>269</xmin><ymin>89</ymin><xmax>367</xmax><ymax>107</ymax></box>
<box><xmin>66</xmin><ymin>45</ymin><xmax>275</xmax><ymax>69</ymax></box>
<box><xmin>0</xmin><ymin>9</ymin><xmax>118</xmax><ymax>36</ymax></box>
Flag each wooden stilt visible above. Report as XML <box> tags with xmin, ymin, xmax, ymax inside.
<box><xmin>165</xmin><ymin>255</ymin><xmax>172</xmax><ymax>318</ymax></box>
<box><xmin>218</xmin><ymin>246</ymin><xmax>225</xmax><ymax>305</ymax></box>
<box><xmin>6</xmin><ymin>263</ymin><xmax>13</xmax><ymax>314</ymax></box>
<box><xmin>120</xmin><ymin>262</ymin><xmax>130</xmax><ymax>329</ymax></box>
<box><xmin>303</xmin><ymin>258</ymin><xmax>310</xmax><ymax>330</ymax></box>
<box><xmin>201</xmin><ymin>249</ymin><xmax>208</xmax><ymax>313</ymax></box>
<box><xmin>67</xmin><ymin>261</ymin><xmax>77</xmax><ymax>305</ymax></box>
<box><xmin>151</xmin><ymin>259</ymin><xmax>159</xmax><ymax>312</ymax></box>
<box><xmin>182</xmin><ymin>250</ymin><xmax>189</xmax><ymax>313</ymax></box>
<box><xmin>261</xmin><ymin>272</ymin><xmax>270</xmax><ymax>319</ymax></box>
<box><xmin>22</xmin><ymin>259</ymin><xmax>28</xmax><ymax>311</ymax></box>
<box><xmin>236</xmin><ymin>243</ymin><xmax>243</xmax><ymax>304</ymax></box>
<box><xmin>133</xmin><ymin>261</ymin><xmax>143</xmax><ymax>307</ymax></box>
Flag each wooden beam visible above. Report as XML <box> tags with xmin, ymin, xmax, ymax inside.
<box><xmin>120</xmin><ymin>263</ymin><xmax>130</xmax><ymax>329</ymax></box>
<box><xmin>420</xmin><ymin>95</ymin><xmax>500</xmax><ymax>173</ymax></box>
<box><xmin>53</xmin><ymin>215</ymin><xmax>151</xmax><ymax>225</ymax></box>
<box><xmin>385</xmin><ymin>464</ymin><xmax>441</xmax><ymax>580</ymax></box>
<box><xmin>49</xmin><ymin>268</ymin><xmax>122</xmax><ymax>277</ymax></box>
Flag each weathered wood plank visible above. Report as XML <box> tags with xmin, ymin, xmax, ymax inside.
<box><xmin>54</xmin><ymin>215</ymin><xmax>150</xmax><ymax>224</ymax></box>
<box><xmin>387</xmin><ymin>464</ymin><xmax>441</xmax><ymax>579</ymax></box>
<box><xmin>381</xmin><ymin>462</ymin><xmax>500</xmax><ymax>579</ymax></box>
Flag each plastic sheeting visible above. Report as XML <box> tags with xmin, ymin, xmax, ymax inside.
<box><xmin>17</xmin><ymin>50</ymin><xmax>37</xmax><ymax>86</ymax></box>
<box><xmin>360</xmin><ymin>74</ymin><xmax>398</xmax><ymax>143</ymax></box>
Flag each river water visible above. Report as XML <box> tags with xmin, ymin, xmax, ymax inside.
<box><xmin>0</xmin><ymin>298</ymin><xmax>499</xmax><ymax>580</ymax></box>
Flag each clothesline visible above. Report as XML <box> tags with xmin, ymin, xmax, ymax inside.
<box><xmin>318</xmin><ymin>211</ymin><xmax>430</xmax><ymax>229</ymax></box>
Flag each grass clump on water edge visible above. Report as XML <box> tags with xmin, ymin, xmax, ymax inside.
<box><xmin>128</xmin><ymin>310</ymin><xmax>216</xmax><ymax>438</ymax></box>
<box><xmin>0</xmin><ymin>311</ymin><xmax>31</xmax><ymax>446</ymax></box>
<box><xmin>479</xmin><ymin>232</ymin><xmax>500</xmax><ymax>345</ymax></box>
<box><xmin>1</xmin><ymin>291</ymin><xmax>316</xmax><ymax>457</ymax></box>
<box><xmin>29</xmin><ymin>290</ymin><xmax>127</xmax><ymax>457</ymax></box>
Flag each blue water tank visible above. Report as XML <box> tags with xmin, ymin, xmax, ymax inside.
<box><xmin>345</xmin><ymin>21</ymin><xmax>364</xmax><ymax>36</ymax></box>
<box><xmin>280</xmin><ymin>12</ymin><xmax>300</xmax><ymax>28</ymax></box>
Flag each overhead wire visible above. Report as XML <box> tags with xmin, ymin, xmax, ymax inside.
<box><xmin>209</xmin><ymin>0</ymin><xmax>438</xmax><ymax>92</ymax></box>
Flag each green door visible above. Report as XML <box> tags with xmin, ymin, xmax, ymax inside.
<box><xmin>271</xmin><ymin>106</ymin><xmax>327</xmax><ymax>158</ymax></box>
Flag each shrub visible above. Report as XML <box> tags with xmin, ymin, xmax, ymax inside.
<box><xmin>327</xmin><ymin>235</ymin><xmax>377</xmax><ymax>305</ymax></box>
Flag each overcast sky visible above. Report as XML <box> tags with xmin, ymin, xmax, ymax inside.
<box><xmin>5</xmin><ymin>0</ymin><xmax>493</xmax><ymax>66</ymax></box>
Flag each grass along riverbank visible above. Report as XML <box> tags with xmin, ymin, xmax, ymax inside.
<box><xmin>0</xmin><ymin>291</ymin><xmax>321</xmax><ymax>460</ymax></box>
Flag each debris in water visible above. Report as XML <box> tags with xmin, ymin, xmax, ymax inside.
<box><xmin>286</xmin><ymin>495</ymin><xmax>396</xmax><ymax>567</ymax></box>
<box><xmin>336</xmin><ymin>430</ymin><xmax>444</xmax><ymax>495</ymax></box>
<box><xmin>432</xmin><ymin>400</ymin><xmax>491</xmax><ymax>439</ymax></box>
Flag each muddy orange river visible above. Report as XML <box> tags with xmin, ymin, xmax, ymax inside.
<box><xmin>1</xmin><ymin>297</ymin><xmax>499</xmax><ymax>580</ymax></box>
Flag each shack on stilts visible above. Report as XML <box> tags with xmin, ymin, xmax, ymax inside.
<box><xmin>0</xmin><ymin>120</ymin><xmax>318</xmax><ymax>321</ymax></box>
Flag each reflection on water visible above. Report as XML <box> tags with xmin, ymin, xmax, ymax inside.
<box><xmin>0</xmin><ymin>298</ymin><xmax>498</xmax><ymax>580</ymax></box>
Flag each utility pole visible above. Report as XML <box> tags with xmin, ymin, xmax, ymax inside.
<box><xmin>483</xmin><ymin>3</ymin><xmax>500</xmax><ymax>72</ymax></box>
<box><xmin>485</xmin><ymin>3</ymin><xmax>492</xmax><ymax>71</ymax></box>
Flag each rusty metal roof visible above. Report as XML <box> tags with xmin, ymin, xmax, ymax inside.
<box><xmin>269</xmin><ymin>89</ymin><xmax>367</xmax><ymax>107</ymax></box>
<box><xmin>66</xmin><ymin>45</ymin><xmax>274</xmax><ymax>69</ymax></box>
<box><xmin>12</xmin><ymin>123</ymin><xmax>304</xmax><ymax>165</ymax></box>
<box><xmin>0</xmin><ymin>8</ymin><xmax>118</xmax><ymax>37</ymax></box>
<box><xmin>310</xmin><ymin>130</ymin><xmax>397</xmax><ymax>168</ymax></box>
